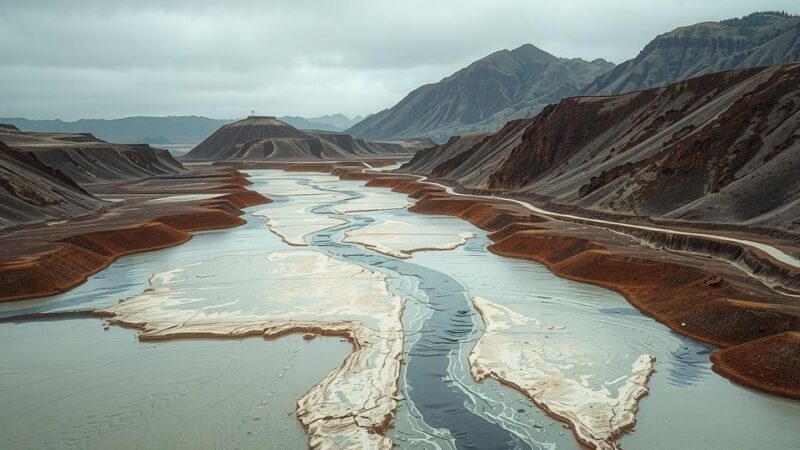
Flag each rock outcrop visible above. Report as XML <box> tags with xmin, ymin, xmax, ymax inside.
<box><xmin>0</xmin><ymin>139</ymin><xmax>104</xmax><ymax>227</ymax></box>
<box><xmin>582</xmin><ymin>11</ymin><xmax>800</xmax><ymax>95</ymax></box>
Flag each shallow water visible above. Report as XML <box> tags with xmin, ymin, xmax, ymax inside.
<box><xmin>1</xmin><ymin>169</ymin><xmax>799</xmax><ymax>449</ymax></box>
<box><xmin>0</xmin><ymin>319</ymin><xmax>350</xmax><ymax>450</ymax></box>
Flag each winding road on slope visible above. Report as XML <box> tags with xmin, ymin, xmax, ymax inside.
<box><xmin>412</xmin><ymin>176</ymin><xmax>800</xmax><ymax>268</ymax></box>
<box><xmin>365</xmin><ymin>160</ymin><xmax>800</xmax><ymax>295</ymax></box>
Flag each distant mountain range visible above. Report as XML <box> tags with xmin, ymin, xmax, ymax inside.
<box><xmin>0</xmin><ymin>114</ymin><xmax>368</xmax><ymax>146</ymax></box>
<box><xmin>349</xmin><ymin>11</ymin><xmax>800</xmax><ymax>142</ymax></box>
<box><xmin>0</xmin><ymin>116</ymin><xmax>233</xmax><ymax>146</ymax></box>
<box><xmin>279</xmin><ymin>114</ymin><xmax>366</xmax><ymax>132</ymax></box>
<box><xmin>582</xmin><ymin>11</ymin><xmax>800</xmax><ymax>95</ymax></box>
<box><xmin>346</xmin><ymin>44</ymin><xmax>614</xmax><ymax>142</ymax></box>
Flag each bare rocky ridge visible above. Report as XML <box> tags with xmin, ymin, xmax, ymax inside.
<box><xmin>0</xmin><ymin>138</ymin><xmax>104</xmax><ymax>227</ymax></box>
<box><xmin>186</xmin><ymin>116</ymin><xmax>426</xmax><ymax>161</ymax></box>
<box><xmin>582</xmin><ymin>11</ymin><xmax>800</xmax><ymax>96</ymax></box>
<box><xmin>346</xmin><ymin>44</ymin><xmax>614</xmax><ymax>142</ymax></box>
<box><xmin>401</xmin><ymin>64</ymin><xmax>800</xmax><ymax>233</ymax></box>
<box><xmin>0</xmin><ymin>126</ymin><xmax>187</xmax><ymax>227</ymax></box>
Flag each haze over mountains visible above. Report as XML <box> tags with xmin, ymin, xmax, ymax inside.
<box><xmin>0</xmin><ymin>116</ymin><xmax>232</xmax><ymax>146</ymax></box>
<box><xmin>279</xmin><ymin>114</ymin><xmax>366</xmax><ymax>132</ymax></box>
<box><xmin>0</xmin><ymin>114</ymin><xmax>366</xmax><ymax>146</ymax></box>
<box><xmin>5</xmin><ymin>12</ymin><xmax>797</xmax><ymax>149</ymax></box>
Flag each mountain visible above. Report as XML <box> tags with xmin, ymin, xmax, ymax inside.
<box><xmin>1</xmin><ymin>114</ymin><xmax>370</xmax><ymax>145</ymax></box>
<box><xmin>400</xmin><ymin>64</ymin><xmax>800</xmax><ymax>232</ymax></box>
<box><xmin>0</xmin><ymin>124</ymin><xmax>187</xmax><ymax>227</ymax></box>
<box><xmin>0</xmin><ymin>126</ymin><xmax>186</xmax><ymax>185</ymax></box>
<box><xmin>185</xmin><ymin>116</ymin><xmax>421</xmax><ymax>161</ymax></box>
<box><xmin>0</xmin><ymin>135</ymin><xmax>103</xmax><ymax>227</ymax></box>
<box><xmin>279</xmin><ymin>114</ymin><xmax>365</xmax><ymax>132</ymax></box>
<box><xmin>0</xmin><ymin>116</ymin><xmax>233</xmax><ymax>145</ymax></box>
<box><xmin>345</xmin><ymin>44</ymin><xmax>614</xmax><ymax>142</ymax></box>
<box><xmin>582</xmin><ymin>11</ymin><xmax>800</xmax><ymax>95</ymax></box>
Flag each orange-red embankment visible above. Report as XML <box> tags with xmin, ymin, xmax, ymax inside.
<box><xmin>711</xmin><ymin>332</ymin><xmax>800</xmax><ymax>400</ymax></box>
<box><xmin>155</xmin><ymin>209</ymin><xmax>245</xmax><ymax>232</ymax></box>
<box><xmin>0</xmin><ymin>189</ymin><xmax>270</xmax><ymax>303</ymax></box>
<box><xmin>0</xmin><ymin>223</ymin><xmax>189</xmax><ymax>302</ymax></box>
<box><xmin>489</xmin><ymin>231</ymin><xmax>800</xmax><ymax>348</ymax></box>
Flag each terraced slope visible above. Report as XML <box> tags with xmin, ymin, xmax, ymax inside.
<box><xmin>0</xmin><ymin>127</ymin><xmax>185</xmax><ymax>185</ymax></box>
<box><xmin>0</xmin><ymin>125</ymin><xmax>189</xmax><ymax>227</ymax></box>
<box><xmin>186</xmin><ymin>116</ymin><xmax>422</xmax><ymax>161</ymax></box>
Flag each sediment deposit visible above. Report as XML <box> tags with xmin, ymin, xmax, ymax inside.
<box><xmin>344</xmin><ymin>218</ymin><xmax>474</xmax><ymax>259</ymax></box>
<box><xmin>470</xmin><ymin>297</ymin><xmax>654</xmax><ymax>450</ymax></box>
<box><xmin>98</xmin><ymin>250</ymin><xmax>404</xmax><ymax>449</ymax></box>
<box><xmin>710</xmin><ymin>331</ymin><xmax>800</xmax><ymax>400</ymax></box>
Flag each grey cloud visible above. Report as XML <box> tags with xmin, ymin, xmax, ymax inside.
<box><xmin>0</xmin><ymin>0</ymin><xmax>795</xmax><ymax>120</ymax></box>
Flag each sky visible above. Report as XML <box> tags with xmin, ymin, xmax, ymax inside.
<box><xmin>0</xmin><ymin>0</ymin><xmax>796</xmax><ymax>121</ymax></box>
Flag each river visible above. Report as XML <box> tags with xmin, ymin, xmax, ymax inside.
<box><xmin>1</xmin><ymin>169</ymin><xmax>798</xmax><ymax>450</ymax></box>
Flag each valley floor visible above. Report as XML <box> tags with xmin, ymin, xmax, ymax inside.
<box><xmin>1</xmin><ymin>168</ymin><xmax>798</xmax><ymax>449</ymax></box>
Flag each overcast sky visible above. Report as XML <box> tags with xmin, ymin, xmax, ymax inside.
<box><xmin>0</xmin><ymin>0</ymin><xmax>795</xmax><ymax>121</ymax></box>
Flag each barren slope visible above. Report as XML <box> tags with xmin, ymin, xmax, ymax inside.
<box><xmin>186</xmin><ymin>116</ymin><xmax>419</xmax><ymax>161</ymax></box>
<box><xmin>404</xmin><ymin>64</ymin><xmax>800</xmax><ymax>233</ymax></box>
<box><xmin>582</xmin><ymin>11</ymin><xmax>800</xmax><ymax>95</ymax></box>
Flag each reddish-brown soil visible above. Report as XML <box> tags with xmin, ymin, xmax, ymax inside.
<box><xmin>711</xmin><ymin>332</ymin><xmax>800</xmax><ymax>400</ymax></box>
<box><xmin>0</xmin><ymin>166</ymin><xmax>269</xmax><ymax>302</ymax></box>
<box><xmin>333</xmin><ymin>167</ymin><xmax>800</xmax><ymax>399</ymax></box>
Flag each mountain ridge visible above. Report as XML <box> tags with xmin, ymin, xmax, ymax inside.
<box><xmin>186</xmin><ymin>116</ymin><xmax>419</xmax><ymax>161</ymax></box>
<box><xmin>581</xmin><ymin>11</ymin><xmax>800</xmax><ymax>95</ymax></box>
<box><xmin>345</xmin><ymin>44</ymin><xmax>614</xmax><ymax>142</ymax></box>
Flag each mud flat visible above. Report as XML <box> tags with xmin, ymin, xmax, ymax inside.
<box><xmin>5</xmin><ymin>168</ymin><xmax>799</xmax><ymax>449</ymax></box>
<box><xmin>97</xmin><ymin>249</ymin><xmax>403</xmax><ymax>449</ymax></box>
<box><xmin>470</xmin><ymin>297</ymin><xmax>654</xmax><ymax>450</ymax></box>
<box><xmin>344</xmin><ymin>218</ymin><xmax>474</xmax><ymax>259</ymax></box>
<box><xmin>254</xmin><ymin>205</ymin><xmax>346</xmax><ymax>246</ymax></box>
<box><xmin>331</xmin><ymin>188</ymin><xmax>412</xmax><ymax>214</ymax></box>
